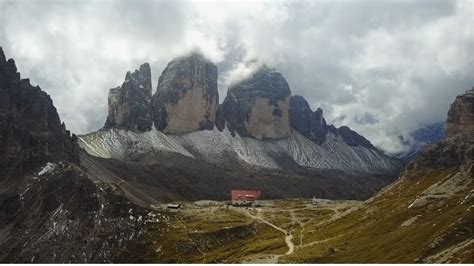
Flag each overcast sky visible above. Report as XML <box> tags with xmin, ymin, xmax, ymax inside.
<box><xmin>1</xmin><ymin>0</ymin><xmax>473</xmax><ymax>154</ymax></box>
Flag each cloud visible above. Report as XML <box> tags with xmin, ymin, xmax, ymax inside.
<box><xmin>0</xmin><ymin>0</ymin><xmax>473</xmax><ymax>154</ymax></box>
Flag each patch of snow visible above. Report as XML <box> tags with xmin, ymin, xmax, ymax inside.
<box><xmin>38</xmin><ymin>162</ymin><xmax>57</xmax><ymax>176</ymax></box>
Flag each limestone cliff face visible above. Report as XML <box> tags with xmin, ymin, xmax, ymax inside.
<box><xmin>152</xmin><ymin>53</ymin><xmax>218</xmax><ymax>134</ymax></box>
<box><xmin>446</xmin><ymin>88</ymin><xmax>474</xmax><ymax>140</ymax></box>
<box><xmin>104</xmin><ymin>63</ymin><xmax>152</xmax><ymax>132</ymax></box>
<box><xmin>0</xmin><ymin>47</ymin><xmax>78</xmax><ymax>177</ymax></box>
<box><xmin>221</xmin><ymin>66</ymin><xmax>291</xmax><ymax>139</ymax></box>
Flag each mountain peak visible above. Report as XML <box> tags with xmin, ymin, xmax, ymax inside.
<box><xmin>104</xmin><ymin>63</ymin><xmax>153</xmax><ymax>132</ymax></box>
<box><xmin>152</xmin><ymin>53</ymin><xmax>218</xmax><ymax>134</ymax></box>
<box><xmin>0</xmin><ymin>49</ymin><xmax>78</xmax><ymax>177</ymax></box>
<box><xmin>222</xmin><ymin>65</ymin><xmax>291</xmax><ymax>139</ymax></box>
<box><xmin>446</xmin><ymin>87</ymin><xmax>474</xmax><ymax>140</ymax></box>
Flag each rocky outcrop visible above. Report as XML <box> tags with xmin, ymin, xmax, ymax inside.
<box><xmin>446</xmin><ymin>88</ymin><xmax>474</xmax><ymax>140</ymax></box>
<box><xmin>289</xmin><ymin>95</ymin><xmax>328</xmax><ymax>144</ymax></box>
<box><xmin>104</xmin><ymin>63</ymin><xmax>152</xmax><ymax>132</ymax></box>
<box><xmin>152</xmin><ymin>53</ymin><xmax>218</xmax><ymax>134</ymax></box>
<box><xmin>221</xmin><ymin>66</ymin><xmax>291</xmax><ymax>139</ymax></box>
<box><xmin>406</xmin><ymin>89</ymin><xmax>474</xmax><ymax>175</ymax></box>
<box><xmin>405</xmin><ymin>135</ymin><xmax>473</xmax><ymax>175</ymax></box>
<box><xmin>289</xmin><ymin>95</ymin><xmax>375</xmax><ymax>149</ymax></box>
<box><xmin>0</xmin><ymin>47</ymin><xmax>78</xmax><ymax>177</ymax></box>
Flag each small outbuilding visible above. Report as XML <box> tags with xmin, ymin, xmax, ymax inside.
<box><xmin>166</xmin><ymin>204</ymin><xmax>181</xmax><ymax>213</ymax></box>
<box><xmin>231</xmin><ymin>190</ymin><xmax>262</xmax><ymax>206</ymax></box>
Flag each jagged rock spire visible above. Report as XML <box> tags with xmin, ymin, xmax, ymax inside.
<box><xmin>104</xmin><ymin>63</ymin><xmax>153</xmax><ymax>132</ymax></box>
<box><xmin>289</xmin><ymin>95</ymin><xmax>328</xmax><ymax>144</ymax></box>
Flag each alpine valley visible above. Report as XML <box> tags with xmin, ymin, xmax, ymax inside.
<box><xmin>0</xmin><ymin>48</ymin><xmax>472</xmax><ymax>263</ymax></box>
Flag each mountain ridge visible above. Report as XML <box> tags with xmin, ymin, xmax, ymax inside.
<box><xmin>83</xmin><ymin>53</ymin><xmax>401</xmax><ymax>178</ymax></box>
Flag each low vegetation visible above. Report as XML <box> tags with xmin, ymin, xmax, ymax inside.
<box><xmin>121</xmin><ymin>167</ymin><xmax>473</xmax><ymax>263</ymax></box>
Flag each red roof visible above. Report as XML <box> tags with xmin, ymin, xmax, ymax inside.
<box><xmin>231</xmin><ymin>190</ymin><xmax>261</xmax><ymax>201</ymax></box>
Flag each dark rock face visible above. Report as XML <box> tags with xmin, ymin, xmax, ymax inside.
<box><xmin>104</xmin><ymin>63</ymin><xmax>152</xmax><ymax>132</ymax></box>
<box><xmin>338</xmin><ymin>126</ymin><xmax>375</xmax><ymax>149</ymax></box>
<box><xmin>289</xmin><ymin>95</ymin><xmax>328</xmax><ymax>144</ymax></box>
<box><xmin>289</xmin><ymin>95</ymin><xmax>375</xmax><ymax>149</ymax></box>
<box><xmin>0</xmin><ymin>48</ymin><xmax>168</xmax><ymax>263</ymax></box>
<box><xmin>0</xmin><ymin>161</ymin><xmax>163</xmax><ymax>263</ymax></box>
<box><xmin>221</xmin><ymin>66</ymin><xmax>291</xmax><ymax>139</ymax></box>
<box><xmin>152</xmin><ymin>53</ymin><xmax>218</xmax><ymax>134</ymax></box>
<box><xmin>0</xmin><ymin>47</ymin><xmax>78</xmax><ymax>177</ymax></box>
<box><xmin>446</xmin><ymin>88</ymin><xmax>474</xmax><ymax>140</ymax></box>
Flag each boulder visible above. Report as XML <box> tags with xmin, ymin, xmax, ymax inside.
<box><xmin>221</xmin><ymin>66</ymin><xmax>291</xmax><ymax>139</ymax></box>
<box><xmin>152</xmin><ymin>53</ymin><xmax>218</xmax><ymax>134</ymax></box>
<box><xmin>104</xmin><ymin>63</ymin><xmax>152</xmax><ymax>132</ymax></box>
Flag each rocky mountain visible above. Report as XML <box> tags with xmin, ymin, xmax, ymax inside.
<box><xmin>398</xmin><ymin>88</ymin><xmax>473</xmax><ymax>163</ymax></box>
<box><xmin>0</xmin><ymin>48</ymin><xmax>167</xmax><ymax>263</ymax></box>
<box><xmin>0</xmin><ymin>48</ymin><xmax>78</xmax><ymax>177</ymax></box>
<box><xmin>87</xmin><ymin>88</ymin><xmax>472</xmax><ymax>264</ymax></box>
<box><xmin>104</xmin><ymin>63</ymin><xmax>152</xmax><ymax>132</ymax></box>
<box><xmin>397</xmin><ymin>122</ymin><xmax>447</xmax><ymax>162</ymax></box>
<box><xmin>289</xmin><ymin>95</ymin><xmax>328</xmax><ymax>144</ymax></box>
<box><xmin>221</xmin><ymin>66</ymin><xmax>291</xmax><ymax>139</ymax></box>
<box><xmin>1</xmin><ymin>46</ymin><xmax>471</xmax><ymax>263</ymax></box>
<box><xmin>289</xmin><ymin>95</ymin><xmax>375</xmax><ymax>149</ymax></box>
<box><xmin>83</xmin><ymin>57</ymin><xmax>401</xmax><ymax>177</ymax></box>
<box><xmin>286</xmin><ymin>88</ymin><xmax>474</xmax><ymax>263</ymax></box>
<box><xmin>446</xmin><ymin>88</ymin><xmax>474</xmax><ymax>140</ymax></box>
<box><xmin>76</xmin><ymin>54</ymin><xmax>402</xmax><ymax>203</ymax></box>
<box><xmin>152</xmin><ymin>52</ymin><xmax>218</xmax><ymax>134</ymax></box>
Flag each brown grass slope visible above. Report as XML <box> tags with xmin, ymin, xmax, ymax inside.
<box><xmin>283</xmin><ymin>137</ymin><xmax>473</xmax><ymax>263</ymax></box>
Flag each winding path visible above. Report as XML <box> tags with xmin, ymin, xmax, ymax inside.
<box><xmin>234</xmin><ymin>208</ymin><xmax>295</xmax><ymax>262</ymax></box>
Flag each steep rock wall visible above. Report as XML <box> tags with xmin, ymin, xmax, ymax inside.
<box><xmin>222</xmin><ymin>66</ymin><xmax>291</xmax><ymax>139</ymax></box>
<box><xmin>152</xmin><ymin>53</ymin><xmax>218</xmax><ymax>134</ymax></box>
<box><xmin>0</xmin><ymin>47</ymin><xmax>78</xmax><ymax>177</ymax></box>
<box><xmin>446</xmin><ymin>88</ymin><xmax>474</xmax><ymax>140</ymax></box>
<box><xmin>104</xmin><ymin>63</ymin><xmax>152</xmax><ymax>132</ymax></box>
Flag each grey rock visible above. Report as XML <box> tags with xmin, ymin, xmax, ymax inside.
<box><xmin>104</xmin><ymin>63</ymin><xmax>152</xmax><ymax>132</ymax></box>
<box><xmin>289</xmin><ymin>94</ymin><xmax>374</xmax><ymax>149</ymax></box>
<box><xmin>152</xmin><ymin>52</ymin><xmax>218</xmax><ymax>134</ymax></box>
<box><xmin>338</xmin><ymin>126</ymin><xmax>375</xmax><ymax>149</ymax></box>
<box><xmin>221</xmin><ymin>65</ymin><xmax>291</xmax><ymax>139</ymax></box>
<box><xmin>0</xmin><ymin>47</ymin><xmax>78</xmax><ymax>178</ymax></box>
<box><xmin>446</xmin><ymin>88</ymin><xmax>474</xmax><ymax>140</ymax></box>
<box><xmin>289</xmin><ymin>95</ymin><xmax>328</xmax><ymax>144</ymax></box>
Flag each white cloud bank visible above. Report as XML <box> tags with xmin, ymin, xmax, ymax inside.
<box><xmin>0</xmin><ymin>0</ymin><xmax>473</xmax><ymax>154</ymax></box>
